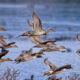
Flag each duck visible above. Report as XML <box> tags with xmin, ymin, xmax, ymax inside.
<box><xmin>15</xmin><ymin>49</ymin><xmax>43</xmax><ymax>63</ymax></box>
<box><xmin>0</xmin><ymin>37</ymin><xmax>17</xmax><ymax>48</ymax></box>
<box><xmin>33</xmin><ymin>41</ymin><xmax>56</xmax><ymax>48</ymax></box>
<box><xmin>41</xmin><ymin>46</ymin><xmax>65</xmax><ymax>52</ymax></box>
<box><xmin>44</xmin><ymin>58</ymin><xmax>72</xmax><ymax>75</ymax></box>
<box><xmin>19</xmin><ymin>12</ymin><xmax>54</xmax><ymax>36</ymax></box>
<box><xmin>19</xmin><ymin>12</ymin><xmax>54</xmax><ymax>43</ymax></box>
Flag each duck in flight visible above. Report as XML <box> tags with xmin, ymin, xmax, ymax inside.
<box><xmin>20</xmin><ymin>12</ymin><xmax>54</xmax><ymax>36</ymax></box>
<box><xmin>15</xmin><ymin>49</ymin><xmax>43</xmax><ymax>63</ymax></box>
<box><xmin>33</xmin><ymin>41</ymin><xmax>56</xmax><ymax>48</ymax></box>
<box><xmin>19</xmin><ymin>12</ymin><xmax>54</xmax><ymax>43</ymax></box>
<box><xmin>44</xmin><ymin>58</ymin><xmax>72</xmax><ymax>75</ymax></box>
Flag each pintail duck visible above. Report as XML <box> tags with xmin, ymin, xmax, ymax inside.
<box><xmin>41</xmin><ymin>46</ymin><xmax>65</xmax><ymax>52</ymax></box>
<box><xmin>15</xmin><ymin>49</ymin><xmax>43</xmax><ymax>63</ymax></box>
<box><xmin>33</xmin><ymin>41</ymin><xmax>56</xmax><ymax>48</ymax></box>
<box><xmin>19</xmin><ymin>12</ymin><xmax>54</xmax><ymax>43</ymax></box>
<box><xmin>0</xmin><ymin>37</ymin><xmax>17</xmax><ymax>48</ymax></box>
<box><xmin>20</xmin><ymin>12</ymin><xmax>54</xmax><ymax>36</ymax></box>
<box><xmin>44</xmin><ymin>58</ymin><xmax>72</xmax><ymax>75</ymax></box>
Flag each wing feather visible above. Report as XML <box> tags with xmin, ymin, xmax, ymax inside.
<box><xmin>32</xmin><ymin>12</ymin><xmax>43</xmax><ymax>32</ymax></box>
<box><xmin>44</xmin><ymin>58</ymin><xmax>57</xmax><ymax>70</ymax></box>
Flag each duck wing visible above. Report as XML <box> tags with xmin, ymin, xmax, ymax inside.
<box><xmin>0</xmin><ymin>51</ymin><xmax>8</xmax><ymax>58</ymax></box>
<box><xmin>15</xmin><ymin>49</ymin><xmax>32</xmax><ymax>62</ymax></box>
<box><xmin>32</xmin><ymin>12</ymin><xmax>43</xmax><ymax>32</ymax></box>
<box><xmin>41</xmin><ymin>41</ymin><xmax>55</xmax><ymax>44</ymax></box>
<box><xmin>44</xmin><ymin>58</ymin><xmax>57</xmax><ymax>70</ymax></box>
<box><xmin>8</xmin><ymin>42</ymin><xmax>15</xmax><ymax>46</ymax></box>
<box><xmin>29</xmin><ymin>36</ymin><xmax>42</xmax><ymax>43</ymax></box>
<box><xmin>53</xmin><ymin>64</ymin><xmax>71</xmax><ymax>73</ymax></box>
<box><xmin>27</xmin><ymin>20</ymin><xmax>34</xmax><ymax>27</ymax></box>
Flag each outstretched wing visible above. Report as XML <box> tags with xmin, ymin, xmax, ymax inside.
<box><xmin>8</xmin><ymin>42</ymin><xmax>15</xmax><ymax>46</ymax></box>
<box><xmin>44</xmin><ymin>58</ymin><xmax>57</xmax><ymax>70</ymax></box>
<box><xmin>27</xmin><ymin>20</ymin><xmax>34</xmax><ymax>27</ymax></box>
<box><xmin>0</xmin><ymin>38</ymin><xmax>8</xmax><ymax>46</ymax></box>
<box><xmin>41</xmin><ymin>41</ymin><xmax>55</xmax><ymax>44</ymax></box>
<box><xmin>29</xmin><ymin>36</ymin><xmax>42</xmax><ymax>43</ymax></box>
<box><xmin>32</xmin><ymin>12</ymin><xmax>43</xmax><ymax>32</ymax></box>
<box><xmin>53</xmin><ymin>64</ymin><xmax>71</xmax><ymax>73</ymax></box>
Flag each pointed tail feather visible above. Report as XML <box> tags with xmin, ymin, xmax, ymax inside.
<box><xmin>47</xmin><ymin>29</ymin><xmax>54</xmax><ymax>33</ymax></box>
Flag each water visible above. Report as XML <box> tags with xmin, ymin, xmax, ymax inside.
<box><xmin>0</xmin><ymin>1</ymin><xmax>80</xmax><ymax>80</ymax></box>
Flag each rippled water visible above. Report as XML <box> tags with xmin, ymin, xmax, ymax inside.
<box><xmin>0</xmin><ymin>2</ymin><xmax>80</xmax><ymax>80</ymax></box>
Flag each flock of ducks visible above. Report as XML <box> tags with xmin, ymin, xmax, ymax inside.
<box><xmin>0</xmin><ymin>12</ymin><xmax>80</xmax><ymax>80</ymax></box>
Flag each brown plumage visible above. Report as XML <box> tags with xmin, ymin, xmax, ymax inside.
<box><xmin>32</xmin><ymin>12</ymin><xmax>54</xmax><ymax>35</ymax></box>
<box><xmin>0</xmin><ymin>47</ymin><xmax>8</xmax><ymax>58</ymax></box>
<box><xmin>34</xmin><ymin>41</ymin><xmax>56</xmax><ymax>48</ymax></box>
<box><xmin>41</xmin><ymin>46</ymin><xmax>65</xmax><ymax>52</ymax></box>
<box><xmin>44</xmin><ymin>58</ymin><xmax>72</xmax><ymax>75</ymax></box>
<box><xmin>29</xmin><ymin>36</ymin><xmax>42</xmax><ymax>43</ymax></box>
<box><xmin>31</xmin><ymin>51</ymin><xmax>43</xmax><ymax>58</ymax></box>
<box><xmin>15</xmin><ymin>49</ymin><xmax>32</xmax><ymax>63</ymax></box>
<box><xmin>27</xmin><ymin>20</ymin><xmax>34</xmax><ymax>27</ymax></box>
<box><xmin>0</xmin><ymin>36</ymin><xmax>4</xmax><ymax>39</ymax></box>
<box><xmin>0</xmin><ymin>27</ymin><xmax>5</xmax><ymax>31</ymax></box>
<box><xmin>15</xmin><ymin>49</ymin><xmax>43</xmax><ymax>63</ymax></box>
<box><xmin>0</xmin><ymin>38</ymin><xmax>17</xmax><ymax>48</ymax></box>
<box><xmin>0</xmin><ymin>58</ymin><xmax>12</xmax><ymax>62</ymax></box>
<box><xmin>19</xmin><ymin>12</ymin><xmax>54</xmax><ymax>43</ymax></box>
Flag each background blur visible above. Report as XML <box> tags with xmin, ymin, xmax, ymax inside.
<box><xmin>0</xmin><ymin>0</ymin><xmax>80</xmax><ymax>80</ymax></box>
<box><xmin>0</xmin><ymin>0</ymin><xmax>80</xmax><ymax>4</ymax></box>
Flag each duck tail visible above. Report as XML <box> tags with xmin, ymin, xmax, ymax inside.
<box><xmin>46</xmin><ymin>29</ymin><xmax>54</xmax><ymax>33</ymax></box>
